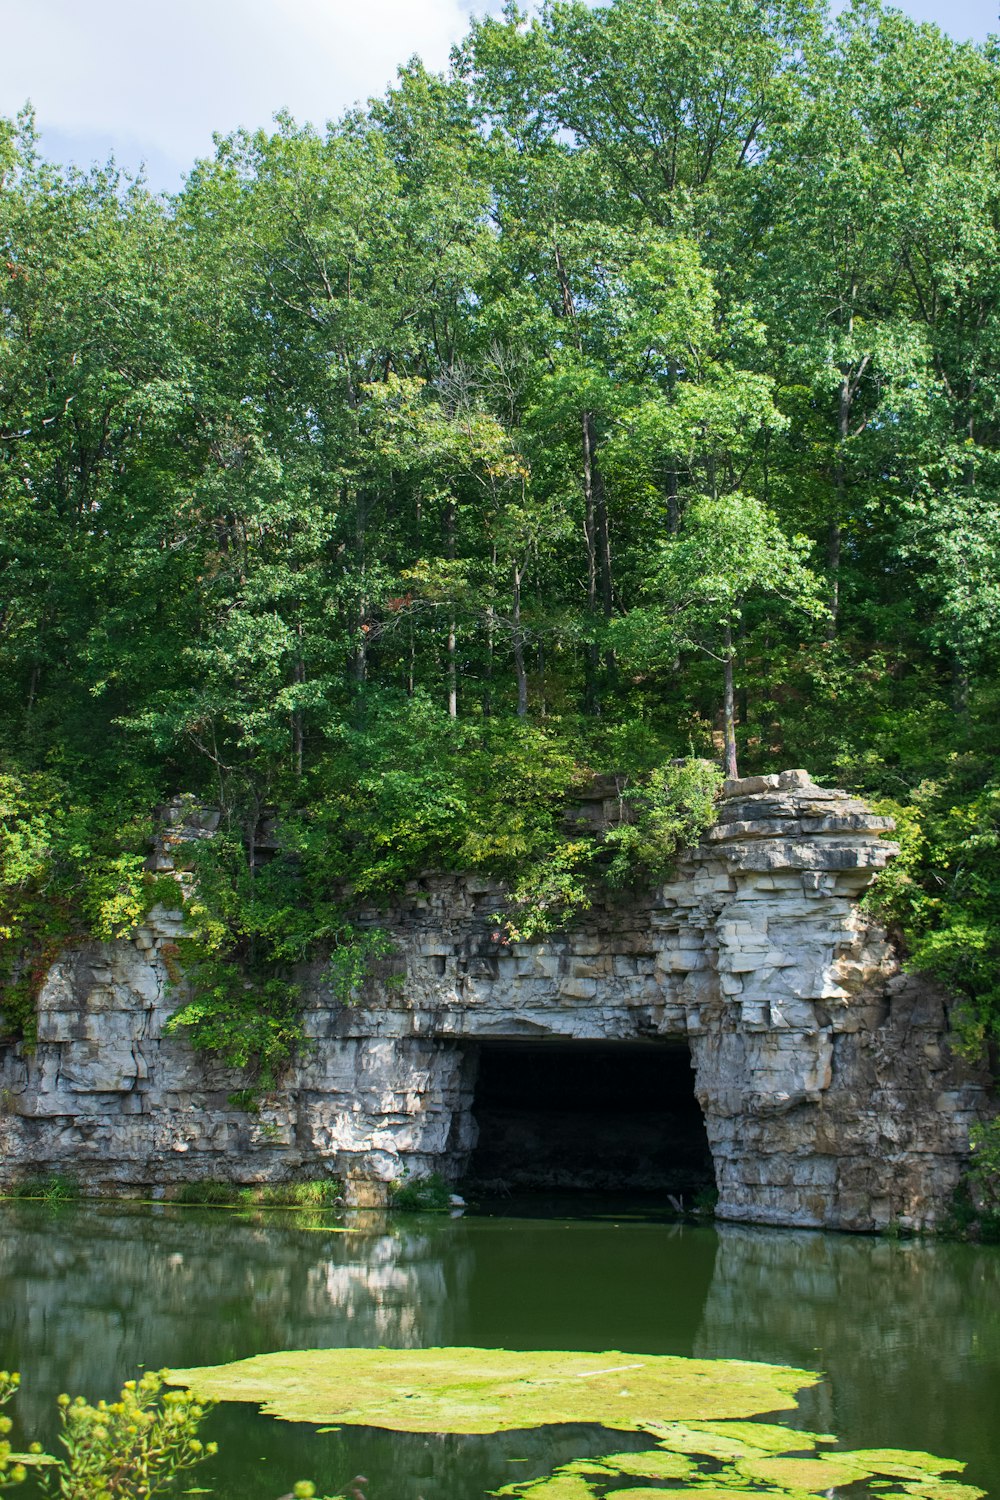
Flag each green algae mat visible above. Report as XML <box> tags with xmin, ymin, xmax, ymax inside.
<box><xmin>496</xmin><ymin>1428</ymin><xmax>984</xmax><ymax>1500</ymax></box>
<box><xmin>169</xmin><ymin>1346</ymin><xmax>815</xmax><ymax>1433</ymax></box>
<box><xmin>168</xmin><ymin>1347</ymin><xmax>984</xmax><ymax>1498</ymax></box>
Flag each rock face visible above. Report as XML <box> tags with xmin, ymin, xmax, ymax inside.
<box><xmin>0</xmin><ymin>769</ymin><xmax>993</xmax><ymax>1230</ymax></box>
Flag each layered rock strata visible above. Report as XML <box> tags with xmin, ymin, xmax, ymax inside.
<box><xmin>0</xmin><ymin>770</ymin><xmax>992</xmax><ymax>1229</ymax></box>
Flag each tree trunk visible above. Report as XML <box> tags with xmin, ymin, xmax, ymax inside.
<box><xmin>829</xmin><ymin>371</ymin><xmax>847</xmax><ymax>639</ymax></box>
<box><xmin>512</xmin><ymin>561</ymin><xmax>528</xmax><ymax>718</ymax></box>
<box><xmin>353</xmin><ymin>615</ymin><xmax>367</xmax><ymax>684</ymax></box>
<box><xmin>291</xmin><ymin>628</ymin><xmax>304</xmax><ymax>777</ymax></box>
<box><xmin>829</xmin><ymin>267</ymin><xmax>859</xmax><ymax>637</ymax></box>
<box><xmin>952</xmin><ymin>654</ymin><xmax>971</xmax><ymax>736</ymax></box>
<box><xmin>581</xmin><ymin>411</ymin><xmax>601</xmax><ymax>714</ymax></box>
<box><xmin>536</xmin><ymin>570</ymin><xmax>548</xmax><ymax>717</ymax></box>
<box><xmin>827</xmin><ymin>512</ymin><xmax>842</xmax><ymax>637</ymax></box>
<box><xmin>586</xmin><ymin>411</ymin><xmax>616</xmax><ymax>686</ymax></box>
<box><xmin>352</xmin><ymin>488</ymin><xmax>368</xmax><ymax>683</ymax></box>
<box><xmin>447</xmin><ymin>614</ymin><xmax>457</xmax><ymax>719</ymax></box>
<box><xmin>666</xmin><ymin>465</ymin><xmax>680</xmax><ymax>535</ymax></box>
<box><xmin>553</xmin><ymin>241</ymin><xmax>602</xmax><ymax>714</ymax></box>
<box><xmin>445</xmin><ymin>499</ymin><xmax>457</xmax><ymax>719</ymax></box>
<box><xmin>483</xmin><ymin>602</ymin><xmax>495</xmax><ymax>717</ymax></box>
<box><xmin>723</xmin><ymin>623</ymin><xmax>739</xmax><ymax>781</ymax></box>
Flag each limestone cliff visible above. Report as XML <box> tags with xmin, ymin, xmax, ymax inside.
<box><xmin>0</xmin><ymin>770</ymin><xmax>993</xmax><ymax>1230</ymax></box>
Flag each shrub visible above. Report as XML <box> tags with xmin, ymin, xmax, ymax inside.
<box><xmin>0</xmin><ymin>1372</ymin><xmax>347</xmax><ymax>1499</ymax></box>
<box><xmin>170</xmin><ymin>1179</ymin><xmax>343</xmax><ymax>1210</ymax></box>
<box><xmin>389</xmin><ymin>1171</ymin><xmax>453</xmax><ymax>1213</ymax></box>
<box><xmin>0</xmin><ymin>1370</ymin><xmax>216</xmax><ymax>1498</ymax></box>
<box><xmin>5</xmin><ymin>1176</ymin><xmax>79</xmax><ymax>1203</ymax></box>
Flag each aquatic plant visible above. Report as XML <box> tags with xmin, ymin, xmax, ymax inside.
<box><xmin>497</xmin><ymin>1425</ymin><xmax>983</xmax><ymax>1500</ymax></box>
<box><xmin>169</xmin><ymin>1345</ymin><xmax>819</xmax><ymax>1432</ymax></box>
<box><xmin>1</xmin><ymin>1354</ymin><xmax>984</xmax><ymax>1500</ymax></box>
<box><xmin>168</xmin><ymin>1347</ymin><xmax>985</xmax><ymax>1500</ymax></box>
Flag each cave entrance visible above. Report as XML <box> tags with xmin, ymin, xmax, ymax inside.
<box><xmin>462</xmin><ymin>1038</ymin><xmax>715</xmax><ymax>1202</ymax></box>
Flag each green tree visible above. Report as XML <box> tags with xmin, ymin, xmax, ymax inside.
<box><xmin>631</xmin><ymin>495</ymin><xmax>825</xmax><ymax>777</ymax></box>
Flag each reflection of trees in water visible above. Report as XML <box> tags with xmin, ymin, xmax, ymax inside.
<box><xmin>3</xmin><ymin>1205</ymin><xmax>996</xmax><ymax>1499</ymax></box>
<box><xmin>695</xmin><ymin>1224</ymin><xmax>1000</xmax><ymax>1492</ymax></box>
<box><xmin>0</xmin><ymin>1205</ymin><xmax>469</xmax><ymax>1433</ymax></box>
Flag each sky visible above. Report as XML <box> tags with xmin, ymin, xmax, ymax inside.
<box><xmin>0</xmin><ymin>0</ymin><xmax>995</xmax><ymax>193</ymax></box>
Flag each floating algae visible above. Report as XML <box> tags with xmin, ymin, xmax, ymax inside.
<box><xmin>641</xmin><ymin>1418</ymin><xmax>836</xmax><ymax>1458</ymax></box>
<box><xmin>498</xmin><ymin>1425</ymin><xmax>983</xmax><ymax>1500</ymax></box>
<box><xmin>168</xmin><ymin>1346</ymin><xmax>818</xmax><ymax>1433</ymax></box>
<box><xmin>168</xmin><ymin>1346</ymin><xmax>985</xmax><ymax>1499</ymax></box>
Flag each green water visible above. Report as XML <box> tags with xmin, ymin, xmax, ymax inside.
<box><xmin>0</xmin><ymin>1200</ymin><xmax>997</xmax><ymax>1496</ymax></box>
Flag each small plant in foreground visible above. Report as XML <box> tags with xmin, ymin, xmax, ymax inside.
<box><xmin>1</xmin><ymin>1372</ymin><xmax>361</xmax><ymax>1500</ymax></box>
<box><xmin>0</xmin><ymin>1370</ymin><xmax>216</xmax><ymax>1498</ymax></box>
<box><xmin>0</xmin><ymin>1370</ymin><xmax>34</xmax><ymax>1491</ymax></box>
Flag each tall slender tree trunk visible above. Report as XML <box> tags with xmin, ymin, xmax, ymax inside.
<box><xmin>445</xmin><ymin>499</ymin><xmax>457</xmax><ymax>719</ymax></box>
<box><xmin>666</xmin><ymin>465</ymin><xmax>680</xmax><ymax>535</ymax></box>
<box><xmin>554</xmin><ymin>239</ymin><xmax>603</xmax><ymax>715</ymax></box>
<box><xmin>829</xmin><ymin>275</ymin><xmax>862</xmax><ymax>639</ymax></box>
<box><xmin>952</xmin><ymin>655</ymin><xmax>971</xmax><ymax>736</ymax></box>
<box><xmin>586</xmin><ymin>412</ymin><xmax>616</xmax><ymax>686</ymax></box>
<box><xmin>723</xmin><ymin>623</ymin><xmax>739</xmax><ymax>781</ymax></box>
<box><xmin>737</xmin><ymin>613</ymin><xmax>749</xmax><ymax>728</ymax></box>
<box><xmin>353</xmin><ymin>611</ymin><xmax>367</xmax><ymax>684</ymax></box>
<box><xmin>25</xmin><ymin>660</ymin><xmax>40</xmax><ymax>737</ymax></box>
<box><xmin>512</xmin><ymin>560</ymin><xmax>528</xmax><ymax>718</ymax></box>
<box><xmin>536</xmin><ymin>568</ymin><xmax>548</xmax><ymax>717</ymax></box>
<box><xmin>828</xmin><ymin>370</ymin><xmax>850</xmax><ymax>638</ymax></box>
<box><xmin>581</xmin><ymin>411</ymin><xmax>601</xmax><ymax>715</ymax></box>
<box><xmin>483</xmin><ymin>609</ymin><xmax>495</xmax><ymax>717</ymax></box>
<box><xmin>291</xmin><ymin>624</ymin><xmax>304</xmax><ymax>777</ymax></box>
<box><xmin>352</xmin><ymin>487</ymin><xmax>368</xmax><ymax>684</ymax></box>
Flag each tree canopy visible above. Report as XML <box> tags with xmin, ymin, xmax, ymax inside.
<box><xmin>3</xmin><ymin>0</ymin><xmax>1000</xmax><ymax>1069</ymax></box>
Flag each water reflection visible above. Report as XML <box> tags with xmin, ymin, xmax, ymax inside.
<box><xmin>696</xmin><ymin>1224</ymin><xmax>1000</xmax><ymax>1490</ymax></box>
<box><xmin>0</xmin><ymin>1202</ymin><xmax>995</xmax><ymax>1497</ymax></box>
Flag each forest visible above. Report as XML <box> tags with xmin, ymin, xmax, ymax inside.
<box><xmin>1</xmin><ymin>0</ymin><xmax>999</xmax><ymax>1083</ymax></box>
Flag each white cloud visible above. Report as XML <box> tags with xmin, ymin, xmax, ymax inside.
<box><xmin>0</xmin><ymin>0</ymin><xmax>991</xmax><ymax>191</ymax></box>
<box><xmin>0</xmin><ymin>0</ymin><xmax>499</xmax><ymax>185</ymax></box>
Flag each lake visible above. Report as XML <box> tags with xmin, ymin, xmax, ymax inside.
<box><xmin>0</xmin><ymin>1200</ymin><xmax>997</xmax><ymax>1496</ymax></box>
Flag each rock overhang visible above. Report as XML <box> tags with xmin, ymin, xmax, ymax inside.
<box><xmin>0</xmin><ymin>769</ymin><xmax>992</xmax><ymax>1231</ymax></box>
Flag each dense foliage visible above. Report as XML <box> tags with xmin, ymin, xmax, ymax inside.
<box><xmin>2</xmin><ymin>0</ymin><xmax>1000</xmax><ymax>1074</ymax></box>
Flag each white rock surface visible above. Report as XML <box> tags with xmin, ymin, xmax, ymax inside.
<box><xmin>0</xmin><ymin>771</ymin><xmax>992</xmax><ymax>1229</ymax></box>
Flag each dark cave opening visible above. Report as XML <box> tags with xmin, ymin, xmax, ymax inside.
<box><xmin>462</xmin><ymin>1038</ymin><xmax>715</xmax><ymax>1199</ymax></box>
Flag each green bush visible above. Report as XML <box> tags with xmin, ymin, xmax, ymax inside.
<box><xmin>171</xmin><ymin>1181</ymin><xmax>244</xmax><ymax>1207</ymax></box>
<box><xmin>864</xmin><ymin>763</ymin><xmax>1000</xmax><ymax>1056</ymax></box>
<box><xmin>954</xmin><ymin>1119</ymin><xmax>1000</xmax><ymax>1242</ymax></box>
<box><xmin>0</xmin><ymin>771</ymin><xmax>163</xmax><ymax>1046</ymax></box>
<box><xmin>602</xmin><ymin>759</ymin><xmax>722</xmax><ymax>889</ymax></box>
<box><xmin>0</xmin><ymin>1370</ymin><xmax>216</xmax><ymax>1498</ymax></box>
<box><xmin>170</xmin><ymin>1179</ymin><xmax>343</xmax><ymax>1210</ymax></box>
<box><xmin>389</xmin><ymin>1171</ymin><xmax>454</xmax><ymax>1213</ymax></box>
<box><xmin>5</xmin><ymin>1176</ymin><xmax>79</xmax><ymax>1203</ymax></box>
